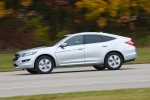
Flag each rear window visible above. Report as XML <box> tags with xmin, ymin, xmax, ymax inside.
<box><xmin>101</xmin><ymin>35</ymin><xmax>116</xmax><ymax>42</ymax></box>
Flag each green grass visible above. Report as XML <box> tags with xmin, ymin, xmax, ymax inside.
<box><xmin>127</xmin><ymin>48</ymin><xmax>150</xmax><ymax>64</ymax></box>
<box><xmin>0</xmin><ymin>53</ymin><xmax>21</xmax><ymax>72</ymax></box>
<box><xmin>0</xmin><ymin>48</ymin><xmax>150</xmax><ymax>72</ymax></box>
<box><xmin>0</xmin><ymin>53</ymin><xmax>15</xmax><ymax>72</ymax></box>
<box><xmin>0</xmin><ymin>88</ymin><xmax>150</xmax><ymax>100</ymax></box>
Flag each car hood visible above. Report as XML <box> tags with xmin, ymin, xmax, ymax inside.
<box><xmin>17</xmin><ymin>46</ymin><xmax>48</xmax><ymax>54</ymax></box>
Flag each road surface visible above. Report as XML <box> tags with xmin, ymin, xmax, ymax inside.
<box><xmin>0</xmin><ymin>64</ymin><xmax>150</xmax><ymax>98</ymax></box>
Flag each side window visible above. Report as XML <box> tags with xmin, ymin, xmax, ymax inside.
<box><xmin>101</xmin><ymin>35</ymin><xmax>116</xmax><ymax>42</ymax></box>
<box><xmin>85</xmin><ymin>35</ymin><xmax>102</xmax><ymax>44</ymax></box>
<box><xmin>65</xmin><ymin>35</ymin><xmax>83</xmax><ymax>46</ymax></box>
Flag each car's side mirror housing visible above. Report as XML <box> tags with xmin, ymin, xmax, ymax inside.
<box><xmin>60</xmin><ymin>43</ymin><xmax>67</xmax><ymax>48</ymax></box>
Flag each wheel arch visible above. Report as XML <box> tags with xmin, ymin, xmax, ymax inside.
<box><xmin>104</xmin><ymin>51</ymin><xmax>125</xmax><ymax>63</ymax></box>
<box><xmin>34</xmin><ymin>54</ymin><xmax>56</xmax><ymax>68</ymax></box>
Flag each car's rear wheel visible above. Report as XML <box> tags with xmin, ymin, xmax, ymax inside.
<box><xmin>105</xmin><ymin>52</ymin><xmax>123</xmax><ymax>70</ymax></box>
<box><xmin>26</xmin><ymin>69</ymin><xmax>38</xmax><ymax>74</ymax></box>
<box><xmin>35</xmin><ymin>56</ymin><xmax>54</xmax><ymax>74</ymax></box>
<box><xmin>93</xmin><ymin>65</ymin><xmax>106</xmax><ymax>70</ymax></box>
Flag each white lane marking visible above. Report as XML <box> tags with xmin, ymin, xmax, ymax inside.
<box><xmin>0</xmin><ymin>79</ymin><xmax>150</xmax><ymax>90</ymax></box>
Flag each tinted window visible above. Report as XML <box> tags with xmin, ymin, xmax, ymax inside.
<box><xmin>101</xmin><ymin>35</ymin><xmax>116</xmax><ymax>42</ymax></box>
<box><xmin>65</xmin><ymin>35</ymin><xmax>83</xmax><ymax>46</ymax></box>
<box><xmin>85</xmin><ymin>35</ymin><xmax>102</xmax><ymax>44</ymax></box>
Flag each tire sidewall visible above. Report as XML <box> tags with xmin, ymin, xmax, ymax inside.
<box><xmin>26</xmin><ymin>69</ymin><xmax>38</xmax><ymax>74</ymax></box>
<box><xmin>105</xmin><ymin>52</ymin><xmax>123</xmax><ymax>70</ymax></box>
<box><xmin>93</xmin><ymin>65</ymin><xmax>106</xmax><ymax>70</ymax></box>
<box><xmin>35</xmin><ymin>56</ymin><xmax>54</xmax><ymax>74</ymax></box>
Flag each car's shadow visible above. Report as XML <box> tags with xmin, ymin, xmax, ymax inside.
<box><xmin>17</xmin><ymin>69</ymin><xmax>97</xmax><ymax>75</ymax></box>
<box><xmin>52</xmin><ymin>69</ymin><xmax>97</xmax><ymax>74</ymax></box>
<box><xmin>16</xmin><ymin>67</ymin><xmax>136</xmax><ymax>75</ymax></box>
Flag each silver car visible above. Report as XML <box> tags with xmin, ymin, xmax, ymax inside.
<box><xmin>13</xmin><ymin>32</ymin><xmax>137</xmax><ymax>74</ymax></box>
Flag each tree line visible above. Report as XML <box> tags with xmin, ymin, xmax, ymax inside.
<box><xmin>0</xmin><ymin>0</ymin><xmax>150</xmax><ymax>49</ymax></box>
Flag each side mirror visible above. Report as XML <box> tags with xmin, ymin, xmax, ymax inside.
<box><xmin>60</xmin><ymin>43</ymin><xmax>67</xmax><ymax>48</ymax></box>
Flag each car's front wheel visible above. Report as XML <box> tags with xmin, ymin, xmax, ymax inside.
<box><xmin>105</xmin><ymin>52</ymin><xmax>123</xmax><ymax>70</ymax></box>
<box><xmin>93</xmin><ymin>65</ymin><xmax>106</xmax><ymax>70</ymax></box>
<box><xmin>35</xmin><ymin>56</ymin><xmax>54</xmax><ymax>74</ymax></box>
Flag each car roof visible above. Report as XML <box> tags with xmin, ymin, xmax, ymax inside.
<box><xmin>65</xmin><ymin>32</ymin><xmax>121</xmax><ymax>38</ymax></box>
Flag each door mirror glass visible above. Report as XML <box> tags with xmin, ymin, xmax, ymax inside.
<box><xmin>60</xmin><ymin>43</ymin><xmax>67</xmax><ymax>47</ymax></box>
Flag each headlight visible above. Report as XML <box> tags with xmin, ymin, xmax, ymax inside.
<box><xmin>20</xmin><ymin>51</ymin><xmax>37</xmax><ymax>57</ymax></box>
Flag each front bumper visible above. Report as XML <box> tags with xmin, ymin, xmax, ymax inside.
<box><xmin>13</xmin><ymin>56</ymin><xmax>35</xmax><ymax>69</ymax></box>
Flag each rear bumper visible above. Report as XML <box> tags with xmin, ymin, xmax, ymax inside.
<box><xmin>124</xmin><ymin>58</ymin><xmax>136</xmax><ymax>62</ymax></box>
<box><xmin>122</xmin><ymin>46</ymin><xmax>137</xmax><ymax>62</ymax></box>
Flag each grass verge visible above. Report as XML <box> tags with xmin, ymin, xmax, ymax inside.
<box><xmin>0</xmin><ymin>88</ymin><xmax>150</xmax><ymax>100</ymax></box>
<box><xmin>127</xmin><ymin>48</ymin><xmax>150</xmax><ymax>64</ymax></box>
<box><xmin>0</xmin><ymin>53</ymin><xmax>20</xmax><ymax>72</ymax></box>
<box><xmin>0</xmin><ymin>48</ymin><xmax>150</xmax><ymax>72</ymax></box>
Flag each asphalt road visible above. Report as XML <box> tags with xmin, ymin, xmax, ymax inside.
<box><xmin>0</xmin><ymin>64</ymin><xmax>150</xmax><ymax>98</ymax></box>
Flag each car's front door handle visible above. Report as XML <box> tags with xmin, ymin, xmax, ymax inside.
<box><xmin>78</xmin><ymin>48</ymin><xmax>83</xmax><ymax>50</ymax></box>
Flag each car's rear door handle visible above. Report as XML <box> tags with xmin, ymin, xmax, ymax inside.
<box><xmin>102</xmin><ymin>45</ymin><xmax>108</xmax><ymax>47</ymax></box>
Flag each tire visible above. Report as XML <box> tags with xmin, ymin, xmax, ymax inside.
<box><xmin>35</xmin><ymin>56</ymin><xmax>54</xmax><ymax>74</ymax></box>
<box><xmin>26</xmin><ymin>69</ymin><xmax>38</xmax><ymax>74</ymax></box>
<box><xmin>93</xmin><ymin>65</ymin><xmax>106</xmax><ymax>70</ymax></box>
<box><xmin>104</xmin><ymin>52</ymin><xmax>123</xmax><ymax>70</ymax></box>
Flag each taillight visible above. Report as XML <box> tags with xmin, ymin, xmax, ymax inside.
<box><xmin>125</xmin><ymin>40</ymin><xmax>135</xmax><ymax>46</ymax></box>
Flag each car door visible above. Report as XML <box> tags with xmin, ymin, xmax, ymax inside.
<box><xmin>55</xmin><ymin>35</ymin><xmax>85</xmax><ymax>66</ymax></box>
<box><xmin>84</xmin><ymin>34</ymin><xmax>109</xmax><ymax>64</ymax></box>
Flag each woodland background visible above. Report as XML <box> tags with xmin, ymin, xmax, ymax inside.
<box><xmin>0</xmin><ymin>0</ymin><xmax>150</xmax><ymax>50</ymax></box>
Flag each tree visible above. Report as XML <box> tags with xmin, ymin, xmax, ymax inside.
<box><xmin>76</xmin><ymin>0</ymin><xmax>150</xmax><ymax>27</ymax></box>
<box><xmin>20</xmin><ymin>0</ymin><xmax>32</xmax><ymax>6</ymax></box>
<box><xmin>0</xmin><ymin>1</ymin><xmax>13</xmax><ymax>18</ymax></box>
